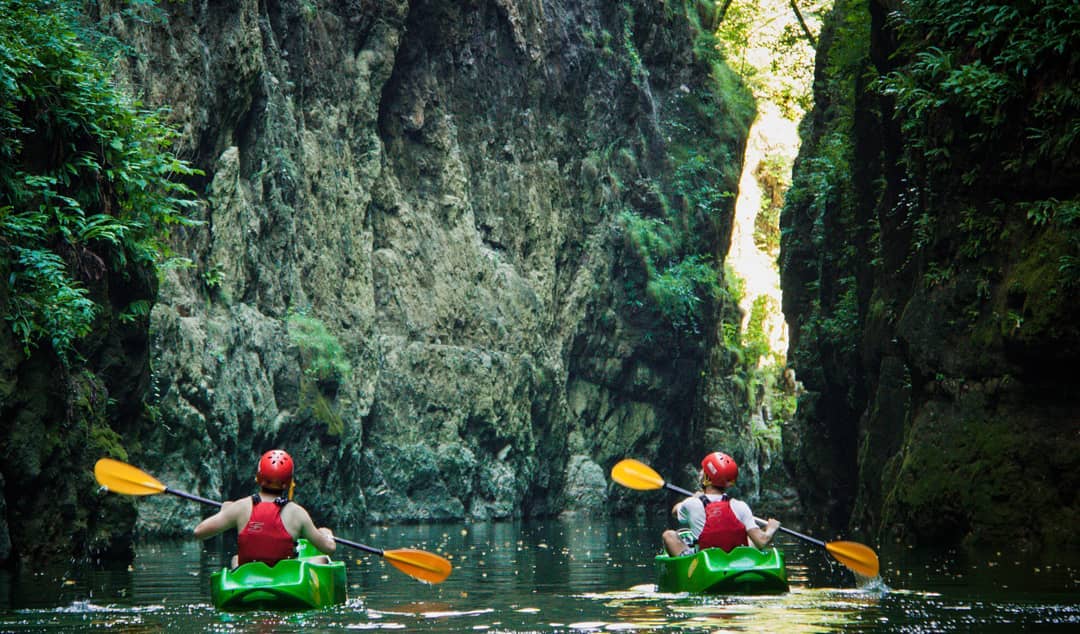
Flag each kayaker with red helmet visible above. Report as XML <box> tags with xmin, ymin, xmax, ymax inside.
<box><xmin>194</xmin><ymin>449</ymin><xmax>336</xmax><ymax>567</ymax></box>
<box><xmin>661</xmin><ymin>452</ymin><xmax>781</xmax><ymax>556</ymax></box>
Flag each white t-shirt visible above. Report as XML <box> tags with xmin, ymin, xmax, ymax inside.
<box><xmin>676</xmin><ymin>494</ymin><xmax>757</xmax><ymax>538</ymax></box>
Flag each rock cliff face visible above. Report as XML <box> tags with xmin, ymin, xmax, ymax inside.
<box><xmin>781</xmin><ymin>0</ymin><xmax>1079</xmax><ymax>553</ymax></box>
<box><xmin>0</xmin><ymin>257</ymin><xmax>148</xmax><ymax>564</ymax></box>
<box><xmin>79</xmin><ymin>0</ymin><xmax>762</xmax><ymax>542</ymax></box>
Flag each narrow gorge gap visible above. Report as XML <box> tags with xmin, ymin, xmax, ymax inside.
<box><xmin>721</xmin><ymin>0</ymin><xmax>825</xmax><ymax>423</ymax></box>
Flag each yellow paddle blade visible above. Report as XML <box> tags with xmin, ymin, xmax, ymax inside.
<box><xmin>826</xmin><ymin>540</ymin><xmax>880</xmax><ymax>578</ymax></box>
<box><xmin>610</xmin><ymin>458</ymin><xmax>666</xmax><ymax>491</ymax></box>
<box><xmin>94</xmin><ymin>458</ymin><xmax>167</xmax><ymax>496</ymax></box>
<box><xmin>383</xmin><ymin>548</ymin><xmax>453</xmax><ymax>584</ymax></box>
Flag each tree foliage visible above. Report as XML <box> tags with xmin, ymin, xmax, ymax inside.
<box><xmin>713</xmin><ymin>0</ymin><xmax>828</xmax><ymax>117</ymax></box>
<box><xmin>0</xmin><ymin>0</ymin><xmax>201</xmax><ymax>361</ymax></box>
<box><xmin>877</xmin><ymin>0</ymin><xmax>1080</xmax><ymax>179</ymax></box>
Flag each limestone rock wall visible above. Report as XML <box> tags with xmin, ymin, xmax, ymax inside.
<box><xmin>92</xmin><ymin>0</ymin><xmax>754</xmax><ymax>538</ymax></box>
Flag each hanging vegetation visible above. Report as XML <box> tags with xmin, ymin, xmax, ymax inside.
<box><xmin>0</xmin><ymin>0</ymin><xmax>201</xmax><ymax>363</ymax></box>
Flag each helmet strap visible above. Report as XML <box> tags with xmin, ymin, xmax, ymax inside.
<box><xmin>702</xmin><ymin>478</ymin><xmax>726</xmax><ymax>492</ymax></box>
<box><xmin>256</xmin><ymin>475</ymin><xmax>294</xmax><ymax>499</ymax></box>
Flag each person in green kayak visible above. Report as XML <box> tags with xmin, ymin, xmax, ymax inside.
<box><xmin>194</xmin><ymin>449</ymin><xmax>336</xmax><ymax>567</ymax></box>
<box><xmin>661</xmin><ymin>451</ymin><xmax>781</xmax><ymax>556</ymax></box>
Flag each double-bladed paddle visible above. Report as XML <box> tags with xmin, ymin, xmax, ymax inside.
<box><xmin>611</xmin><ymin>458</ymin><xmax>880</xmax><ymax>578</ymax></box>
<box><xmin>94</xmin><ymin>457</ymin><xmax>452</xmax><ymax>584</ymax></box>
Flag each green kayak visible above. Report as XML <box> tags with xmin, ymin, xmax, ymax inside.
<box><xmin>656</xmin><ymin>545</ymin><xmax>789</xmax><ymax>594</ymax></box>
<box><xmin>210</xmin><ymin>539</ymin><xmax>347</xmax><ymax>611</ymax></box>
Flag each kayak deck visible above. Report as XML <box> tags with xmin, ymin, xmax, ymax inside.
<box><xmin>656</xmin><ymin>546</ymin><xmax>789</xmax><ymax>594</ymax></box>
<box><xmin>210</xmin><ymin>539</ymin><xmax>347</xmax><ymax>611</ymax></box>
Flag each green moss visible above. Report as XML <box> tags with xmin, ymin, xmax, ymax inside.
<box><xmin>1006</xmin><ymin>207</ymin><xmax>1078</xmax><ymax>327</ymax></box>
<box><xmin>961</xmin><ymin>205</ymin><xmax>1079</xmax><ymax>348</ymax></box>
<box><xmin>305</xmin><ymin>385</ymin><xmax>345</xmax><ymax>437</ymax></box>
<box><xmin>882</xmin><ymin>396</ymin><xmax>1074</xmax><ymax>550</ymax></box>
<box><xmin>2</xmin><ymin>365</ymin><xmax>140</xmax><ymax>563</ymax></box>
<box><xmin>89</xmin><ymin>421</ymin><xmax>128</xmax><ymax>462</ymax></box>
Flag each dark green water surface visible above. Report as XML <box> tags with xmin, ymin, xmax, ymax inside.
<box><xmin>0</xmin><ymin>517</ymin><xmax>1075</xmax><ymax>632</ymax></box>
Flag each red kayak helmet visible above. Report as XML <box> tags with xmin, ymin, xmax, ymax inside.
<box><xmin>257</xmin><ymin>449</ymin><xmax>294</xmax><ymax>490</ymax></box>
<box><xmin>701</xmin><ymin>451</ymin><xmax>738</xmax><ymax>488</ymax></box>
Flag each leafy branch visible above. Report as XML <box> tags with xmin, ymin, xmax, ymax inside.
<box><xmin>0</xmin><ymin>0</ymin><xmax>202</xmax><ymax>361</ymax></box>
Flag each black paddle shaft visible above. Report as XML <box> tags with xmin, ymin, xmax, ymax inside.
<box><xmin>166</xmin><ymin>487</ymin><xmax>222</xmax><ymax>508</ymax></box>
<box><xmin>334</xmin><ymin>536</ymin><xmax>383</xmax><ymax>555</ymax></box>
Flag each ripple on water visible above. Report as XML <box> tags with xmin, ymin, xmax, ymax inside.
<box><xmin>30</xmin><ymin>601</ymin><xmax>165</xmax><ymax>614</ymax></box>
<box><xmin>3</xmin><ymin>519</ymin><xmax>1079</xmax><ymax>633</ymax></box>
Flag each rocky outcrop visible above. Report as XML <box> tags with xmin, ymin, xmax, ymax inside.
<box><xmin>74</xmin><ymin>0</ymin><xmax>761</xmax><ymax>545</ymax></box>
<box><xmin>0</xmin><ymin>254</ymin><xmax>151</xmax><ymax>564</ymax></box>
<box><xmin>781</xmin><ymin>0</ymin><xmax>1079</xmax><ymax>552</ymax></box>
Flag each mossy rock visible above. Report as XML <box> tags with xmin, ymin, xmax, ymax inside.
<box><xmin>880</xmin><ymin>389</ymin><xmax>1078</xmax><ymax>552</ymax></box>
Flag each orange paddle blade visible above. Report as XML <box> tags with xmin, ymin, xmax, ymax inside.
<box><xmin>94</xmin><ymin>458</ymin><xmax>167</xmax><ymax>496</ymax></box>
<box><xmin>826</xmin><ymin>540</ymin><xmax>880</xmax><ymax>578</ymax></box>
<box><xmin>611</xmin><ymin>459</ymin><xmax>666</xmax><ymax>490</ymax></box>
<box><xmin>383</xmin><ymin>548</ymin><xmax>453</xmax><ymax>584</ymax></box>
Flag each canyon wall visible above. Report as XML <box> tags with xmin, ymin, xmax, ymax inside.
<box><xmin>781</xmin><ymin>0</ymin><xmax>1079</xmax><ymax>553</ymax></box>
<box><xmin>99</xmin><ymin>0</ymin><xmax>762</xmax><ymax>543</ymax></box>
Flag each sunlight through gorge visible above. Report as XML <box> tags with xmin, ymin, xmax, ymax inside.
<box><xmin>721</xmin><ymin>0</ymin><xmax>828</xmax><ymax>366</ymax></box>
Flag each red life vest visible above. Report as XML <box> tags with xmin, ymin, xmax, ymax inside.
<box><xmin>696</xmin><ymin>495</ymin><xmax>748</xmax><ymax>552</ymax></box>
<box><xmin>237</xmin><ymin>496</ymin><xmax>297</xmax><ymax>566</ymax></box>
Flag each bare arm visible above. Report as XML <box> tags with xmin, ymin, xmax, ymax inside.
<box><xmin>287</xmin><ymin>505</ymin><xmax>336</xmax><ymax>555</ymax></box>
<box><xmin>747</xmin><ymin>518</ymin><xmax>780</xmax><ymax>549</ymax></box>
<box><xmin>194</xmin><ymin>500</ymin><xmax>245</xmax><ymax>540</ymax></box>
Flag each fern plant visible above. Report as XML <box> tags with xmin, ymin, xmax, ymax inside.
<box><xmin>287</xmin><ymin>311</ymin><xmax>352</xmax><ymax>384</ymax></box>
<box><xmin>0</xmin><ymin>0</ymin><xmax>201</xmax><ymax>361</ymax></box>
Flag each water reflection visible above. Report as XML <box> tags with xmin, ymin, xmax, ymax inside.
<box><xmin>0</xmin><ymin>516</ymin><xmax>1076</xmax><ymax>632</ymax></box>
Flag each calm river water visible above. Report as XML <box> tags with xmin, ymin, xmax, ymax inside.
<box><xmin>0</xmin><ymin>516</ymin><xmax>1076</xmax><ymax>632</ymax></box>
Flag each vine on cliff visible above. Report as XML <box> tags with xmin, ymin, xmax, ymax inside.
<box><xmin>781</xmin><ymin>0</ymin><xmax>871</xmax><ymax>375</ymax></box>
